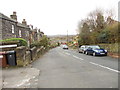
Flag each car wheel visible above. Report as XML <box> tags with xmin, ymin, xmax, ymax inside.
<box><xmin>93</xmin><ymin>52</ymin><xmax>96</xmax><ymax>56</ymax></box>
<box><xmin>85</xmin><ymin>51</ymin><xmax>88</xmax><ymax>55</ymax></box>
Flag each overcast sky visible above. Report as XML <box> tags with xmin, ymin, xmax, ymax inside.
<box><xmin>0</xmin><ymin>0</ymin><xmax>119</xmax><ymax>35</ymax></box>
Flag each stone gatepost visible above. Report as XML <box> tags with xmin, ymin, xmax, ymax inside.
<box><xmin>15</xmin><ymin>46</ymin><xmax>26</xmax><ymax>66</ymax></box>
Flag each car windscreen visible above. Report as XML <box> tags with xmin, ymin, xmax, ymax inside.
<box><xmin>63</xmin><ymin>45</ymin><xmax>68</xmax><ymax>47</ymax></box>
<box><xmin>89</xmin><ymin>46</ymin><xmax>100</xmax><ymax>49</ymax></box>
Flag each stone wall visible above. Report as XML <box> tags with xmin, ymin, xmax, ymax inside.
<box><xmin>29</xmin><ymin>47</ymin><xmax>37</xmax><ymax>61</ymax></box>
<box><xmin>25</xmin><ymin>51</ymin><xmax>31</xmax><ymax>65</ymax></box>
<box><xmin>37</xmin><ymin>47</ymin><xmax>43</xmax><ymax>58</ymax></box>
<box><xmin>2</xmin><ymin>47</ymin><xmax>16</xmax><ymax>51</ymax></box>
<box><xmin>0</xmin><ymin>18</ymin><xmax>2</xmax><ymax>41</ymax></box>
<box><xmin>17</xmin><ymin>24</ymin><xmax>30</xmax><ymax>42</ymax></box>
<box><xmin>15</xmin><ymin>46</ymin><xmax>26</xmax><ymax>66</ymax></box>
<box><xmin>2</xmin><ymin>19</ymin><xmax>17</xmax><ymax>40</ymax></box>
<box><xmin>1</xmin><ymin>45</ymin><xmax>48</xmax><ymax>67</ymax></box>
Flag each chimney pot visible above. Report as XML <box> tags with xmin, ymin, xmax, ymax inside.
<box><xmin>10</xmin><ymin>11</ymin><xmax>17</xmax><ymax>20</ymax></box>
<box><xmin>13</xmin><ymin>12</ymin><xmax>16</xmax><ymax>15</ymax></box>
<box><xmin>22</xmin><ymin>19</ymin><xmax>27</xmax><ymax>25</ymax></box>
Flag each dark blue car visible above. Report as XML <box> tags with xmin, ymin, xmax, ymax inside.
<box><xmin>85</xmin><ymin>45</ymin><xmax>107</xmax><ymax>56</ymax></box>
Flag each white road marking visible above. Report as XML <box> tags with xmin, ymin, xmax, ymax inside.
<box><xmin>57</xmin><ymin>51</ymin><xmax>68</xmax><ymax>57</ymax></box>
<box><xmin>90</xmin><ymin>62</ymin><xmax>119</xmax><ymax>73</ymax></box>
<box><xmin>58</xmin><ymin>48</ymin><xmax>119</xmax><ymax>73</ymax></box>
<box><xmin>64</xmin><ymin>52</ymin><xmax>71</xmax><ymax>55</ymax></box>
<box><xmin>64</xmin><ymin>52</ymin><xmax>84</xmax><ymax>61</ymax></box>
<box><xmin>72</xmin><ymin>55</ymin><xmax>84</xmax><ymax>61</ymax></box>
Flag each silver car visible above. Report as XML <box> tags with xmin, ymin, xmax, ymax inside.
<box><xmin>62</xmin><ymin>45</ymin><xmax>68</xmax><ymax>49</ymax></box>
<box><xmin>78</xmin><ymin>45</ymin><xmax>88</xmax><ymax>54</ymax></box>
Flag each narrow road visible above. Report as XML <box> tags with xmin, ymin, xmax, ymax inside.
<box><xmin>32</xmin><ymin>47</ymin><xmax>118</xmax><ymax>88</ymax></box>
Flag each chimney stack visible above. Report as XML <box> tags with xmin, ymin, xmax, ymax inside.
<box><xmin>38</xmin><ymin>29</ymin><xmax>40</xmax><ymax>32</ymax></box>
<box><xmin>22</xmin><ymin>19</ymin><xmax>27</xmax><ymax>25</ymax></box>
<box><xmin>10</xmin><ymin>11</ymin><xmax>17</xmax><ymax>20</ymax></box>
<box><xmin>29</xmin><ymin>25</ymin><xmax>33</xmax><ymax>29</ymax></box>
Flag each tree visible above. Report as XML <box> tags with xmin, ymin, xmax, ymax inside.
<box><xmin>30</xmin><ymin>35</ymin><xmax>50</xmax><ymax>48</ymax></box>
<box><xmin>77</xmin><ymin>8</ymin><xmax>117</xmax><ymax>45</ymax></box>
<box><xmin>96</xmin><ymin>12</ymin><xmax>105</xmax><ymax>32</ymax></box>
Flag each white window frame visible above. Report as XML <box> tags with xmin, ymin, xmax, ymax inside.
<box><xmin>25</xmin><ymin>31</ymin><xmax>29</xmax><ymax>37</ymax></box>
<box><xmin>12</xmin><ymin>25</ymin><xmax>15</xmax><ymax>33</ymax></box>
<box><xmin>27</xmin><ymin>31</ymin><xmax>29</xmax><ymax>37</ymax></box>
<box><xmin>19</xmin><ymin>30</ymin><xmax>22</xmax><ymax>37</ymax></box>
<box><xmin>25</xmin><ymin>31</ymin><xmax>27</xmax><ymax>37</ymax></box>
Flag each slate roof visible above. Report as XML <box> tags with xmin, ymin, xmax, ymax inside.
<box><xmin>0</xmin><ymin>12</ymin><xmax>29</xmax><ymax>29</ymax></box>
<box><xmin>17</xmin><ymin>22</ymin><xmax>29</xmax><ymax>29</ymax></box>
<box><xmin>0</xmin><ymin>12</ymin><xmax>17</xmax><ymax>22</ymax></box>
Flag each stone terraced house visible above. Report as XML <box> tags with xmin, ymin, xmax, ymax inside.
<box><xmin>0</xmin><ymin>12</ymin><xmax>44</xmax><ymax>45</ymax></box>
<box><xmin>0</xmin><ymin>12</ymin><xmax>17</xmax><ymax>40</ymax></box>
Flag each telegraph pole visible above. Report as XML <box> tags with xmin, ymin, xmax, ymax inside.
<box><xmin>67</xmin><ymin>30</ymin><xmax>68</xmax><ymax>45</ymax></box>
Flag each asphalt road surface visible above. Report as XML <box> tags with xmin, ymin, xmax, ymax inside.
<box><xmin>32</xmin><ymin>46</ymin><xmax>119</xmax><ymax>88</ymax></box>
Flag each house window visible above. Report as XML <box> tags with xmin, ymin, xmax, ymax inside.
<box><xmin>19</xmin><ymin>30</ymin><xmax>22</xmax><ymax>37</ymax></box>
<box><xmin>25</xmin><ymin>31</ymin><xmax>29</xmax><ymax>37</ymax></box>
<box><xmin>27</xmin><ymin>31</ymin><xmax>29</xmax><ymax>37</ymax></box>
<box><xmin>12</xmin><ymin>25</ymin><xmax>15</xmax><ymax>33</ymax></box>
<box><xmin>25</xmin><ymin>31</ymin><xmax>27</xmax><ymax>37</ymax></box>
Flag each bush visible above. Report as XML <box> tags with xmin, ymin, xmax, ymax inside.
<box><xmin>99</xmin><ymin>43</ymin><xmax>118</xmax><ymax>53</ymax></box>
<box><xmin>97</xmin><ymin>30</ymin><xmax>109</xmax><ymax>43</ymax></box>
<box><xmin>30</xmin><ymin>35</ymin><xmax>49</xmax><ymax>48</ymax></box>
<box><xmin>0</xmin><ymin>38</ymin><xmax>27</xmax><ymax>46</ymax></box>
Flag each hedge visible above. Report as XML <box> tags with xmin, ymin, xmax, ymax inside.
<box><xmin>99</xmin><ymin>43</ymin><xmax>118</xmax><ymax>53</ymax></box>
<box><xmin>0</xmin><ymin>38</ymin><xmax>27</xmax><ymax>46</ymax></box>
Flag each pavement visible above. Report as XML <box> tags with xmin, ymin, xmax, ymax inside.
<box><xmin>1</xmin><ymin>65</ymin><xmax>40</xmax><ymax>88</ymax></box>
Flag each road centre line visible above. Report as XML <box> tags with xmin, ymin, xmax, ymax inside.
<box><xmin>64</xmin><ymin>52</ymin><xmax>84</xmax><ymax>61</ymax></box>
<box><xmin>72</xmin><ymin>55</ymin><xmax>84</xmax><ymax>61</ymax></box>
<box><xmin>63</xmin><ymin>50</ymin><xmax>119</xmax><ymax>73</ymax></box>
<box><xmin>64</xmin><ymin>52</ymin><xmax>71</xmax><ymax>55</ymax></box>
<box><xmin>90</xmin><ymin>62</ymin><xmax>119</xmax><ymax>73</ymax></box>
<box><xmin>59</xmin><ymin>49</ymin><xmax>119</xmax><ymax>73</ymax></box>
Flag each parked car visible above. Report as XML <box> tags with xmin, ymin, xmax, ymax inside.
<box><xmin>78</xmin><ymin>45</ymin><xmax>88</xmax><ymax>54</ymax></box>
<box><xmin>85</xmin><ymin>45</ymin><xmax>107</xmax><ymax>56</ymax></box>
<box><xmin>62</xmin><ymin>45</ymin><xmax>68</xmax><ymax>49</ymax></box>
